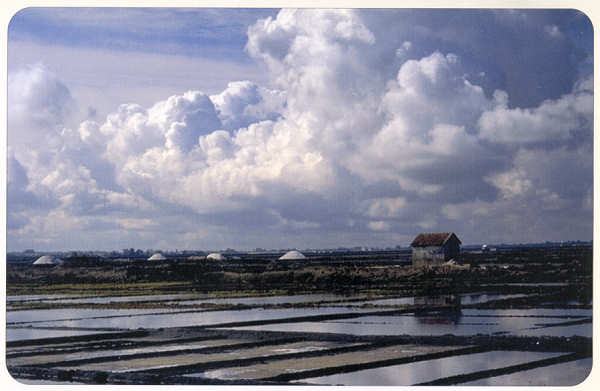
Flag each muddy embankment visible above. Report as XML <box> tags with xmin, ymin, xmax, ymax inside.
<box><xmin>7</xmin><ymin>246</ymin><xmax>592</xmax><ymax>300</ymax></box>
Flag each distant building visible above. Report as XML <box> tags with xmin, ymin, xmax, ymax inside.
<box><xmin>410</xmin><ymin>232</ymin><xmax>461</xmax><ymax>267</ymax></box>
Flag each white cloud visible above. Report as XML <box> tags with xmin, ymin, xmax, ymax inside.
<box><xmin>395</xmin><ymin>41</ymin><xmax>412</xmax><ymax>57</ymax></box>
<box><xmin>352</xmin><ymin>51</ymin><xmax>494</xmax><ymax>199</ymax></box>
<box><xmin>8</xmin><ymin>63</ymin><xmax>75</xmax><ymax>147</ymax></box>
<box><xmin>210</xmin><ymin>80</ymin><xmax>285</xmax><ymax>130</ymax></box>
<box><xmin>8</xmin><ymin>41</ymin><xmax>270</xmax><ymax>120</ymax></box>
<box><xmin>6</xmin><ymin>9</ymin><xmax>593</xmax><ymax>250</ymax></box>
<box><xmin>479</xmin><ymin>76</ymin><xmax>593</xmax><ymax>144</ymax></box>
<box><xmin>486</xmin><ymin>168</ymin><xmax>532</xmax><ymax>199</ymax></box>
<box><xmin>364</xmin><ymin>197</ymin><xmax>406</xmax><ymax>218</ymax></box>
<box><xmin>118</xmin><ymin>218</ymin><xmax>158</xmax><ymax>230</ymax></box>
<box><xmin>368</xmin><ymin>221</ymin><xmax>390</xmax><ymax>231</ymax></box>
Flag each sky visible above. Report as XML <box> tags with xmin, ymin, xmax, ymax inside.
<box><xmin>5</xmin><ymin>8</ymin><xmax>595</xmax><ymax>251</ymax></box>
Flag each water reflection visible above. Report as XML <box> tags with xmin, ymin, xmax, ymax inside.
<box><xmin>414</xmin><ymin>294</ymin><xmax>461</xmax><ymax>307</ymax></box>
<box><xmin>461</xmin><ymin>358</ymin><xmax>592</xmax><ymax>386</ymax></box>
<box><xmin>6</xmin><ymin>328</ymin><xmax>113</xmax><ymax>342</ymax></box>
<box><xmin>414</xmin><ymin>295</ymin><xmax>462</xmax><ymax>325</ymax></box>
<box><xmin>26</xmin><ymin>307</ymin><xmax>377</xmax><ymax>330</ymax></box>
<box><xmin>170</xmin><ymin>293</ymin><xmax>367</xmax><ymax>306</ymax></box>
<box><xmin>231</xmin><ymin>309</ymin><xmax>591</xmax><ymax>338</ymax></box>
<box><xmin>7</xmin><ymin>308</ymin><xmax>180</xmax><ymax>324</ymax></box>
<box><xmin>296</xmin><ymin>350</ymin><xmax>564</xmax><ymax>385</ymax></box>
<box><xmin>342</xmin><ymin>293</ymin><xmax>528</xmax><ymax>307</ymax></box>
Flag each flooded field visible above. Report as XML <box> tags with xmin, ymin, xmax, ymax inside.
<box><xmin>5</xmin><ymin>245</ymin><xmax>593</xmax><ymax>385</ymax></box>
<box><xmin>12</xmin><ymin>307</ymin><xmax>379</xmax><ymax>329</ymax></box>
<box><xmin>461</xmin><ymin>357</ymin><xmax>593</xmax><ymax>386</ymax></box>
<box><xmin>294</xmin><ymin>350</ymin><xmax>565</xmax><ymax>385</ymax></box>
<box><xmin>228</xmin><ymin>310</ymin><xmax>592</xmax><ymax>338</ymax></box>
<box><xmin>340</xmin><ymin>293</ymin><xmax>529</xmax><ymax>307</ymax></box>
<box><xmin>7</xmin><ymin>328</ymin><xmax>116</xmax><ymax>342</ymax></box>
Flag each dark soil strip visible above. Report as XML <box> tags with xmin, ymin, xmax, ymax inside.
<box><xmin>129</xmin><ymin>339</ymin><xmax>407</xmax><ymax>376</ymax></box>
<box><xmin>8</xmin><ymin>294</ymin><xmax>392</xmax><ymax>311</ymax></box>
<box><xmin>6</xmin><ymin>305</ymin><xmax>431</xmax><ymax>327</ymax></box>
<box><xmin>6</xmin><ymin>330</ymin><xmax>149</xmax><ymax>348</ymax></box>
<box><xmin>6</xmin><ymin>308</ymin><xmax>220</xmax><ymax>326</ymax></box>
<box><xmin>6</xmin><ymin>335</ymin><xmax>227</xmax><ymax>359</ymax></box>
<box><xmin>532</xmin><ymin>317</ymin><xmax>592</xmax><ymax>328</ymax></box>
<box><xmin>459</xmin><ymin>314</ymin><xmax>589</xmax><ymax>319</ymax></box>
<box><xmin>200</xmin><ymin>307</ymin><xmax>435</xmax><ymax>329</ymax></box>
<box><xmin>7</xmin><ymin>366</ymin><xmax>285</xmax><ymax>385</ymax></box>
<box><xmin>262</xmin><ymin>345</ymin><xmax>491</xmax><ymax>382</ymax></box>
<box><xmin>415</xmin><ymin>351</ymin><xmax>589</xmax><ymax>385</ymax></box>
<box><xmin>33</xmin><ymin>337</ymin><xmax>306</xmax><ymax>368</ymax></box>
<box><xmin>8</xmin><ymin>325</ymin><xmax>127</xmax><ymax>332</ymax></box>
<box><xmin>467</xmin><ymin>295</ymin><xmax>591</xmax><ymax>310</ymax></box>
<box><xmin>197</xmin><ymin>329</ymin><xmax>592</xmax><ymax>354</ymax></box>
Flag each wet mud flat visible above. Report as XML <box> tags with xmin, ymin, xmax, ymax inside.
<box><xmin>6</xmin><ymin>245</ymin><xmax>593</xmax><ymax>385</ymax></box>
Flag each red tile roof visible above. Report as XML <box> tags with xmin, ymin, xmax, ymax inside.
<box><xmin>411</xmin><ymin>232</ymin><xmax>461</xmax><ymax>247</ymax></box>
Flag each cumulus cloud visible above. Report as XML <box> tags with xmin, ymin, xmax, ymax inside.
<box><xmin>479</xmin><ymin>76</ymin><xmax>593</xmax><ymax>144</ymax></box>
<box><xmin>7</xmin><ymin>151</ymin><xmax>57</xmax><ymax>229</ymax></box>
<box><xmin>7</xmin><ymin>9</ymin><xmax>593</xmax><ymax>250</ymax></box>
<box><xmin>8</xmin><ymin>63</ymin><xmax>73</xmax><ymax>127</ymax></box>
<box><xmin>368</xmin><ymin>221</ymin><xmax>391</xmax><ymax>232</ymax></box>
<box><xmin>395</xmin><ymin>41</ymin><xmax>412</xmax><ymax>57</ymax></box>
<box><xmin>210</xmin><ymin>81</ymin><xmax>285</xmax><ymax>130</ymax></box>
<box><xmin>364</xmin><ymin>197</ymin><xmax>407</xmax><ymax>218</ymax></box>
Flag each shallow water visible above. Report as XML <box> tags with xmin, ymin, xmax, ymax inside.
<box><xmin>461</xmin><ymin>308</ymin><xmax>592</xmax><ymax>317</ymax></box>
<box><xmin>6</xmin><ymin>328</ymin><xmax>113</xmax><ymax>342</ymax></box>
<box><xmin>61</xmin><ymin>340</ymin><xmax>349</xmax><ymax>373</ymax></box>
<box><xmin>230</xmin><ymin>310</ymin><xmax>592</xmax><ymax>338</ymax></box>
<box><xmin>6</xmin><ymin>308</ymin><xmax>181</xmax><ymax>324</ymax></box>
<box><xmin>25</xmin><ymin>307</ymin><xmax>378</xmax><ymax>330</ymax></box>
<box><xmin>517</xmin><ymin>323</ymin><xmax>592</xmax><ymax>338</ymax></box>
<box><xmin>169</xmin><ymin>293</ymin><xmax>368</xmax><ymax>306</ymax></box>
<box><xmin>230</xmin><ymin>314</ymin><xmax>528</xmax><ymax>336</ymax></box>
<box><xmin>46</xmin><ymin>293</ymin><xmax>208</xmax><ymax>304</ymax></box>
<box><xmin>481</xmin><ymin>282</ymin><xmax>570</xmax><ymax>287</ymax></box>
<box><xmin>6</xmin><ymin>294</ymin><xmax>85</xmax><ymax>302</ymax></box>
<box><xmin>356</xmin><ymin>293</ymin><xmax>529</xmax><ymax>307</ymax></box>
<box><xmin>295</xmin><ymin>350</ymin><xmax>565</xmax><ymax>385</ymax></box>
<box><xmin>9</xmin><ymin>339</ymin><xmax>246</xmax><ymax>365</ymax></box>
<box><xmin>461</xmin><ymin>358</ymin><xmax>593</xmax><ymax>386</ymax></box>
<box><xmin>18</xmin><ymin>293</ymin><xmax>370</xmax><ymax>307</ymax></box>
<box><xmin>14</xmin><ymin>378</ymin><xmax>86</xmax><ymax>385</ymax></box>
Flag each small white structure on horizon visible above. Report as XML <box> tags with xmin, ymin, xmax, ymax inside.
<box><xmin>279</xmin><ymin>250</ymin><xmax>306</xmax><ymax>260</ymax></box>
<box><xmin>188</xmin><ymin>255</ymin><xmax>206</xmax><ymax>261</ymax></box>
<box><xmin>33</xmin><ymin>255</ymin><xmax>63</xmax><ymax>265</ymax></box>
<box><xmin>206</xmin><ymin>253</ymin><xmax>226</xmax><ymax>261</ymax></box>
<box><xmin>148</xmin><ymin>253</ymin><xmax>167</xmax><ymax>261</ymax></box>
